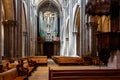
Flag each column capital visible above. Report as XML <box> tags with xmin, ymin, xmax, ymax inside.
<box><xmin>2</xmin><ymin>20</ymin><xmax>17</xmax><ymax>26</ymax></box>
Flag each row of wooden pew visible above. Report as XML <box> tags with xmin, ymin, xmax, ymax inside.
<box><xmin>52</xmin><ymin>56</ymin><xmax>101</xmax><ymax>65</ymax></box>
<box><xmin>49</xmin><ymin>69</ymin><xmax>120</xmax><ymax>80</ymax></box>
<box><xmin>0</xmin><ymin>56</ymin><xmax>48</xmax><ymax>80</ymax></box>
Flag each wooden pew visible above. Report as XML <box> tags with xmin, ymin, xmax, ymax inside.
<box><xmin>29</xmin><ymin>56</ymin><xmax>48</xmax><ymax>66</ymax></box>
<box><xmin>0</xmin><ymin>66</ymin><xmax>34</xmax><ymax>80</ymax></box>
<box><xmin>52</xmin><ymin>56</ymin><xmax>84</xmax><ymax>65</ymax></box>
<box><xmin>0</xmin><ymin>68</ymin><xmax>18</xmax><ymax>80</ymax></box>
<box><xmin>0</xmin><ymin>58</ymin><xmax>35</xmax><ymax>80</ymax></box>
<box><xmin>49</xmin><ymin>69</ymin><xmax>120</xmax><ymax>80</ymax></box>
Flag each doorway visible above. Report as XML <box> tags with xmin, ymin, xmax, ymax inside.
<box><xmin>43</xmin><ymin>42</ymin><xmax>54</xmax><ymax>58</ymax></box>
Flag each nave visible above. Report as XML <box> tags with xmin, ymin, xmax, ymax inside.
<box><xmin>28</xmin><ymin>59</ymin><xmax>118</xmax><ymax>80</ymax></box>
<box><xmin>0</xmin><ymin>0</ymin><xmax>120</xmax><ymax>80</ymax></box>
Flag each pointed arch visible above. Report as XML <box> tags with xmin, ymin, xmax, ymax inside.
<box><xmin>73</xmin><ymin>4</ymin><xmax>80</xmax><ymax>56</ymax></box>
<box><xmin>36</xmin><ymin>0</ymin><xmax>62</xmax><ymax>13</ymax></box>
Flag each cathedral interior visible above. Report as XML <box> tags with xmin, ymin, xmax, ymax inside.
<box><xmin>0</xmin><ymin>0</ymin><xmax>120</xmax><ymax>80</ymax></box>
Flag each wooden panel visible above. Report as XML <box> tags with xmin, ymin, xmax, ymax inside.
<box><xmin>97</xmin><ymin>32</ymin><xmax>120</xmax><ymax>52</ymax></box>
<box><xmin>49</xmin><ymin>69</ymin><xmax>120</xmax><ymax>80</ymax></box>
<box><xmin>44</xmin><ymin>42</ymin><xmax>54</xmax><ymax>58</ymax></box>
<box><xmin>97</xmin><ymin>32</ymin><xmax>120</xmax><ymax>65</ymax></box>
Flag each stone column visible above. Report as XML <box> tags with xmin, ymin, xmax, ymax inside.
<box><xmin>73</xmin><ymin>31</ymin><xmax>77</xmax><ymax>56</ymax></box>
<box><xmin>27</xmin><ymin>0</ymin><xmax>30</xmax><ymax>57</ymax></box>
<box><xmin>2</xmin><ymin>20</ymin><xmax>16</xmax><ymax>59</ymax></box>
<box><xmin>14</xmin><ymin>0</ymin><xmax>22</xmax><ymax>59</ymax></box>
<box><xmin>60</xmin><ymin>2</ymin><xmax>66</xmax><ymax>56</ymax></box>
<box><xmin>68</xmin><ymin>0</ymin><xmax>74</xmax><ymax>56</ymax></box>
<box><xmin>66</xmin><ymin>38</ymin><xmax>69</xmax><ymax>56</ymax></box>
<box><xmin>80</xmin><ymin>0</ymin><xmax>86</xmax><ymax>57</ymax></box>
<box><xmin>22</xmin><ymin>32</ymin><xmax>28</xmax><ymax>57</ymax></box>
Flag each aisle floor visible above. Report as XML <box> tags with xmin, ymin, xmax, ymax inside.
<box><xmin>28</xmin><ymin>59</ymin><xmax>112</xmax><ymax>80</ymax></box>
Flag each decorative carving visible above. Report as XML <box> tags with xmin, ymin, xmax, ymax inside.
<box><xmin>86</xmin><ymin>0</ymin><xmax>111</xmax><ymax>15</ymax></box>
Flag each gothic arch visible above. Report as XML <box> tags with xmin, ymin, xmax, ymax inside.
<box><xmin>36</xmin><ymin>0</ymin><xmax>62</xmax><ymax>57</ymax></box>
<box><xmin>37</xmin><ymin>1</ymin><xmax>60</xmax><ymax>36</ymax></box>
<box><xmin>73</xmin><ymin>5</ymin><xmax>80</xmax><ymax>56</ymax></box>
<box><xmin>36</xmin><ymin>0</ymin><xmax>62</xmax><ymax>13</ymax></box>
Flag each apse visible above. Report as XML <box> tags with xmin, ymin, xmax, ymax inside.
<box><xmin>37</xmin><ymin>1</ymin><xmax>60</xmax><ymax>42</ymax></box>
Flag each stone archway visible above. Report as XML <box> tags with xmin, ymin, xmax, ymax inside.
<box><xmin>37</xmin><ymin>1</ymin><xmax>61</xmax><ymax>58</ymax></box>
<box><xmin>73</xmin><ymin>5</ymin><xmax>80</xmax><ymax>56</ymax></box>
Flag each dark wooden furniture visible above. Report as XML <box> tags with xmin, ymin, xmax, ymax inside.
<box><xmin>29</xmin><ymin>56</ymin><xmax>48</xmax><ymax>66</ymax></box>
<box><xmin>0</xmin><ymin>64</ymin><xmax>3</xmax><ymax>73</ymax></box>
<box><xmin>97</xmin><ymin>32</ymin><xmax>120</xmax><ymax>52</ymax></box>
<box><xmin>52</xmin><ymin>56</ymin><xmax>84</xmax><ymax>65</ymax></box>
<box><xmin>97</xmin><ymin>32</ymin><xmax>120</xmax><ymax>64</ymax></box>
<box><xmin>49</xmin><ymin>69</ymin><xmax>120</xmax><ymax>80</ymax></box>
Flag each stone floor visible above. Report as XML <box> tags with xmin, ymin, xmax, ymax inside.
<box><xmin>28</xmin><ymin>59</ymin><xmax>112</xmax><ymax>80</ymax></box>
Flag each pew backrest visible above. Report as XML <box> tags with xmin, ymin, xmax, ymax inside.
<box><xmin>49</xmin><ymin>69</ymin><xmax>120</xmax><ymax>80</ymax></box>
<box><xmin>0</xmin><ymin>68</ymin><xmax>18</xmax><ymax>80</ymax></box>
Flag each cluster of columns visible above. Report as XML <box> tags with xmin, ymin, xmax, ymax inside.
<box><xmin>60</xmin><ymin>0</ymin><xmax>85</xmax><ymax>57</ymax></box>
<box><xmin>60</xmin><ymin>0</ymin><xmax>69</xmax><ymax>56</ymax></box>
<box><xmin>1</xmin><ymin>0</ymin><xmax>23</xmax><ymax>59</ymax></box>
<box><xmin>0</xmin><ymin>0</ymin><xmax>35</xmax><ymax>60</ymax></box>
<box><xmin>2</xmin><ymin>20</ymin><xmax>17</xmax><ymax>59</ymax></box>
<box><xmin>60</xmin><ymin>0</ymin><xmax>98</xmax><ymax>57</ymax></box>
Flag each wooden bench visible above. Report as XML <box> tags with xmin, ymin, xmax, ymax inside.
<box><xmin>0</xmin><ymin>66</ymin><xmax>34</xmax><ymax>80</ymax></box>
<box><xmin>49</xmin><ymin>69</ymin><xmax>120</xmax><ymax>80</ymax></box>
<box><xmin>0</xmin><ymin>68</ymin><xmax>18</xmax><ymax>80</ymax></box>
<box><xmin>0</xmin><ymin>58</ymin><xmax>35</xmax><ymax>80</ymax></box>
<box><xmin>29</xmin><ymin>56</ymin><xmax>48</xmax><ymax>65</ymax></box>
<box><xmin>52</xmin><ymin>56</ymin><xmax>84</xmax><ymax>65</ymax></box>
